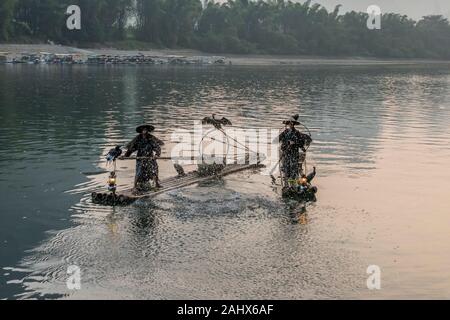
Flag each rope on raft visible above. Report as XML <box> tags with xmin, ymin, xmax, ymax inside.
<box><xmin>198</xmin><ymin>126</ymin><xmax>261</xmax><ymax>166</ymax></box>
<box><xmin>219</xmin><ymin>128</ymin><xmax>259</xmax><ymax>155</ymax></box>
<box><xmin>201</xmin><ymin>136</ymin><xmax>252</xmax><ymax>154</ymax></box>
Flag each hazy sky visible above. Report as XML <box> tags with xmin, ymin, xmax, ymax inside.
<box><xmin>311</xmin><ymin>0</ymin><xmax>450</xmax><ymax>19</ymax></box>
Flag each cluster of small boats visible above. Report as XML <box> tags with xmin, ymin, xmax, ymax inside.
<box><xmin>86</xmin><ymin>55</ymin><xmax>227</xmax><ymax>65</ymax></box>
<box><xmin>1</xmin><ymin>52</ymin><xmax>85</xmax><ymax>64</ymax></box>
<box><xmin>0</xmin><ymin>52</ymin><xmax>228</xmax><ymax>66</ymax></box>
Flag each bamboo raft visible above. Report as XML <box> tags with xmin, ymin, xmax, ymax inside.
<box><xmin>92</xmin><ymin>162</ymin><xmax>264</xmax><ymax>206</ymax></box>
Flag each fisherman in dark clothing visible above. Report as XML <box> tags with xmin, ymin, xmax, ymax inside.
<box><xmin>123</xmin><ymin>125</ymin><xmax>164</xmax><ymax>192</ymax></box>
<box><xmin>277</xmin><ymin>115</ymin><xmax>312</xmax><ymax>186</ymax></box>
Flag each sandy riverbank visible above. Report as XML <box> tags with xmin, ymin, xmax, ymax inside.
<box><xmin>2</xmin><ymin>43</ymin><xmax>450</xmax><ymax>66</ymax></box>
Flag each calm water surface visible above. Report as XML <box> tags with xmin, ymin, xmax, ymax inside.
<box><xmin>0</xmin><ymin>64</ymin><xmax>450</xmax><ymax>299</ymax></box>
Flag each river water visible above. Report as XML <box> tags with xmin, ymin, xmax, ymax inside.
<box><xmin>0</xmin><ymin>64</ymin><xmax>449</xmax><ymax>299</ymax></box>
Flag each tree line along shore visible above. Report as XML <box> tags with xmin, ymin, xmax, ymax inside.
<box><xmin>1</xmin><ymin>0</ymin><xmax>450</xmax><ymax>60</ymax></box>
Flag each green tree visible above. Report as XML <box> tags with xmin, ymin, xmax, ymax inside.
<box><xmin>13</xmin><ymin>0</ymin><xmax>65</xmax><ymax>40</ymax></box>
<box><xmin>136</xmin><ymin>0</ymin><xmax>164</xmax><ymax>43</ymax></box>
<box><xmin>0</xmin><ymin>0</ymin><xmax>17</xmax><ymax>41</ymax></box>
<box><xmin>161</xmin><ymin>0</ymin><xmax>202</xmax><ymax>47</ymax></box>
<box><xmin>416</xmin><ymin>15</ymin><xmax>450</xmax><ymax>58</ymax></box>
<box><xmin>60</xmin><ymin>0</ymin><xmax>133</xmax><ymax>43</ymax></box>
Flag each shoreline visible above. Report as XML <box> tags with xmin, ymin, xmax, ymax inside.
<box><xmin>2</xmin><ymin>44</ymin><xmax>450</xmax><ymax>66</ymax></box>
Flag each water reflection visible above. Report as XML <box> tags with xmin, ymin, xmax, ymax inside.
<box><xmin>286</xmin><ymin>202</ymin><xmax>309</xmax><ymax>225</ymax></box>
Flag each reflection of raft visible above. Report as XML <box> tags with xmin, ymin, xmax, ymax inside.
<box><xmin>92</xmin><ymin>163</ymin><xmax>264</xmax><ymax>206</ymax></box>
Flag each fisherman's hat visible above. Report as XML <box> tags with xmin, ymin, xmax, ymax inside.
<box><xmin>136</xmin><ymin>124</ymin><xmax>155</xmax><ymax>133</ymax></box>
<box><xmin>283</xmin><ymin>115</ymin><xmax>300</xmax><ymax>126</ymax></box>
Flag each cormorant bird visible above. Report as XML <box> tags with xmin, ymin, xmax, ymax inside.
<box><xmin>173</xmin><ymin>164</ymin><xmax>186</xmax><ymax>177</ymax></box>
<box><xmin>306</xmin><ymin>167</ymin><xmax>316</xmax><ymax>183</ymax></box>
<box><xmin>202</xmin><ymin>114</ymin><xmax>232</xmax><ymax>130</ymax></box>
<box><xmin>106</xmin><ymin>146</ymin><xmax>123</xmax><ymax>163</ymax></box>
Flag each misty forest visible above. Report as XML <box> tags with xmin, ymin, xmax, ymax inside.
<box><xmin>1</xmin><ymin>0</ymin><xmax>450</xmax><ymax>59</ymax></box>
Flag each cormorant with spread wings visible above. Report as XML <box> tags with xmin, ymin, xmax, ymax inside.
<box><xmin>202</xmin><ymin>114</ymin><xmax>233</xmax><ymax>130</ymax></box>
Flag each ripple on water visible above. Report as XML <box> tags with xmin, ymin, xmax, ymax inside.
<box><xmin>1</xmin><ymin>65</ymin><xmax>450</xmax><ymax>299</ymax></box>
<box><xmin>12</xmin><ymin>182</ymin><xmax>365</xmax><ymax>299</ymax></box>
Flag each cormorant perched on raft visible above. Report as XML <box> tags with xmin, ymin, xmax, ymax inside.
<box><xmin>202</xmin><ymin>114</ymin><xmax>232</xmax><ymax>130</ymax></box>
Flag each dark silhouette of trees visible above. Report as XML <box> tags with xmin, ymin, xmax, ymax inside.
<box><xmin>1</xmin><ymin>0</ymin><xmax>450</xmax><ymax>59</ymax></box>
<box><xmin>0</xmin><ymin>0</ymin><xmax>17</xmax><ymax>41</ymax></box>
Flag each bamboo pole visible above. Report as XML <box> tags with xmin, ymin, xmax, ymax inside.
<box><xmin>119</xmin><ymin>156</ymin><xmax>198</xmax><ymax>161</ymax></box>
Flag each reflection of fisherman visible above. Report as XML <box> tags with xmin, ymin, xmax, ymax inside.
<box><xmin>277</xmin><ymin>115</ymin><xmax>312</xmax><ymax>185</ymax></box>
<box><xmin>123</xmin><ymin>125</ymin><xmax>164</xmax><ymax>192</ymax></box>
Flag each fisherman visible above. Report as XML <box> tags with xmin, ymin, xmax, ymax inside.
<box><xmin>277</xmin><ymin>115</ymin><xmax>312</xmax><ymax>186</ymax></box>
<box><xmin>123</xmin><ymin>124</ymin><xmax>164</xmax><ymax>192</ymax></box>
